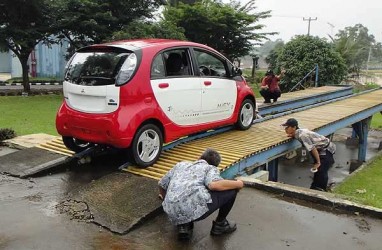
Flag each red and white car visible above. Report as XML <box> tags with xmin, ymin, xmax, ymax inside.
<box><xmin>56</xmin><ymin>39</ymin><xmax>256</xmax><ymax>167</ymax></box>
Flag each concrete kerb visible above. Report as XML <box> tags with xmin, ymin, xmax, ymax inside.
<box><xmin>238</xmin><ymin>150</ymin><xmax>382</xmax><ymax>219</ymax></box>
<box><xmin>0</xmin><ymin>82</ymin><xmax>62</xmax><ymax>86</ymax></box>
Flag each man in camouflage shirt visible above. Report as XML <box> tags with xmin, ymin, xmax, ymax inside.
<box><xmin>282</xmin><ymin>118</ymin><xmax>336</xmax><ymax>191</ymax></box>
<box><xmin>158</xmin><ymin>148</ymin><xmax>244</xmax><ymax>240</ymax></box>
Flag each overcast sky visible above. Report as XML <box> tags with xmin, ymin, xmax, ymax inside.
<box><xmin>254</xmin><ymin>0</ymin><xmax>382</xmax><ymax>43</ymax></box>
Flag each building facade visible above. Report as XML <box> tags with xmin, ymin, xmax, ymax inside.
<box><xmin>0</xmin><ymin>40</ymin><xmax>69</xmax><ymax>80</ymax></box>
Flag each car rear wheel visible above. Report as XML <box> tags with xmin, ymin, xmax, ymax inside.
<box><xmin>236</xmin><ymin>99</ymin><xmax>255</xmax><ymax>130</ymax></box>
<box><xmin>131</xmin><ymin>124</ymin><xmax>163</xmax><ymax>168</ymax></box>
<box><xmin>62</xmin><ymin>136</ymin><xmax>92</xmax><ymax>153</ymax></box>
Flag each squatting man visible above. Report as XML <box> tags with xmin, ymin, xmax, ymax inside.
<box><xmin>158</xmin><ymin>148</ymin><xmax>243</xmax><ymax>240</ymax></box>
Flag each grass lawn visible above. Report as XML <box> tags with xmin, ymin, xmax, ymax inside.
<box><xmin>371</xmin><ymin>112</ymin><xmax>382</xmax><ymax>130</ymax></box>
<box><xmin>0</xmin><ymin>95</ymin><xmax>63</xmax><ymax>136</ymax></box>
<box><xmin>333</xmin><ymin>154</ymin><xmax>382</xmax><ymax>209</ymax></box>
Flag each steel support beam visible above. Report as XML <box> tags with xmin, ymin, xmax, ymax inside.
<box><xmin>267</xmin><ymin>158</ymin><xmax>279</xmax><ymax>181</ymax></box>
<box><xmin>259</xmin><ymin>86</ymin><xmax>353</xmax><ymax>117</ymax></box>
<box><xmin>222</xmin><ymin>103</ymin><xmax>382</xmax><ymax>179</ymax></box>
<box><xmin>352</xmin><ymin>117</ymin><xmax>372</xmax><ymax>162</ymax></box>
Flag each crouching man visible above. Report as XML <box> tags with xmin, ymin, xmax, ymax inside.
<box><xmin>158</xmin><ymin>148</ymin><xmax>244</xmax><ymax>240</ymax></box>
<box><xmin>282</xmin><ymin>118</ymin><xmax>336</xmax><ymax>191</ymax></box>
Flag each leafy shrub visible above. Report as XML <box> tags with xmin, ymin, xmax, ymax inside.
<box><xmin>276</xmin><ymin>35</ymin><xmax>347</xmax><ymax>91</ymax></box>
<box><xmin>0</xmin><ymin>128</ymin><xmax>17</xmax><ymax>141</ymax></box>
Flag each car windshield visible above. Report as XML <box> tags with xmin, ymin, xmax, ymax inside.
<box><xmin>65</xmin><ymin>51</ymin><xmax>131</xmax><ymax>86</ymax></box>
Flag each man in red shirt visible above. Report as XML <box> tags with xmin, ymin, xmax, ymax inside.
<box><xmin>260</xmin><ymin>69</ymin><xmax>285</xmax><ymax>103</ymax></box>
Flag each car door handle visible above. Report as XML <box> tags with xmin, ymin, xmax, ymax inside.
<box><xmin>204</xmin><ymin>81</ymin><xmax>212</xmax><ymax>86</ymax></box>
<box><xmin>158</xmin><ymin>83</ymin><xmax>169</xmax><ymax>89</ymax></box>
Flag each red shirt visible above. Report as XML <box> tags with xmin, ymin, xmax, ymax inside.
<box><xmin>261</xmin><ymin>75</ymin><xmax>281</xmax><ymax>92</ymax></box>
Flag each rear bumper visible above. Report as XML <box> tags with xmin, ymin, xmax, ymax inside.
<box><xmin>56</xmin><ymin>102</ymin><xmax>133</xmax><ymax>148</ymax></box>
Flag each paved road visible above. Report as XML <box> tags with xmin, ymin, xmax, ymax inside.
<box><xmin>1</xmin><ymin>171</ymin><xmax>382</xmax><ymax>250</ymax></box>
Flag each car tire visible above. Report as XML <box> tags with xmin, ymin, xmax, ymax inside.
<box><xmin>62</xmin><ymin>136</ymin><xmax>92</xmax><ymax>153</ymax></box>
<box><xmin>131</xmin><ymin>124</ymin><xmax>163</xmax><ymax>168</ymax></box>
<box><xmin>235</xmin><ymin>99</ymin><xmax>255</xmax><ymax>130</ymax></box>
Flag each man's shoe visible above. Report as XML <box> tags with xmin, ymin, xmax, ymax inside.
<box><xmin>210</xmin><ymin>219</ymin><xmax>237</xmax><ymax>236</ymax></box>
<box><xmin>177</xmin><ymin>223</ymin><xmax>193</xmax><ymax>241</ymax></box>
<box><xmin>273</xmin><ymin>98</ymin><xmax>278</xmax><ymax>102</ymax></box>
<box><xmin>263</xmin><ymin>99</ymin><xmax>271</xmax><ymax>103</ymax></box>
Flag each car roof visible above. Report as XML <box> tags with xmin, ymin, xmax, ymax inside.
<box><xmin>79</xmin><ymin>39</ymin><xmax>215</xmax><ymax>53</ymax></box>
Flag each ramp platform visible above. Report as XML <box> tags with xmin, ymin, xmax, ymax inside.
<box><xmin>70</xmin><ymin>172</ymin><xmax>162</xmax><ymax>234</ymax></box>
<box><xmin>0</xmin><ymin>147</ymin><xmax>69</xmax><ymax>178</ymax></box>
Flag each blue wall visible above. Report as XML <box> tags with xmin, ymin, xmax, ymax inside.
<box><xmin>0</xmin><ymin>52</ymin><xmax>11</xmax><ymax>73</ymax></box>
<box><xmin>35</xmin><ymin>40</ymin><xmax>69</xmax><ymax>79</ymax></box>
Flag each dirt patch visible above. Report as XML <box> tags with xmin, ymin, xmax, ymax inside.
<box><xmin>24</xmin><ymin>192</ymin><xmax>43</xmax><ymax>202</ymax></box>
<box><xmin>56</xmin><ymin>199</ymin><xmax>93</xmax><ymax>222</ymax></box>
<box><xmin>355</xmin><ymin>218</ymin><xmax>371</xmax><ymax>232</ymax></box>
<box><xmin>0</xmin><ymin>235</ymin><xmax>10</xmax><ymax>248</ymax></box>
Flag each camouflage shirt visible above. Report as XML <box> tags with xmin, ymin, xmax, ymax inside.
<box><xmin>158</xmin><ymin>159</ymin><xmax>223</xmax><ymax>225</ymax></box>
<box><xmin>295</xmin><ymin>128</ymin><xmax>336</xmax><ymax>155</ymax></box>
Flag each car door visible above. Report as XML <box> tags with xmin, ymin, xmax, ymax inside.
<box><xmin>150</xmin><ymin>48</ymin><xmax>203</xmax><ymax>126</ymax></box>
<box><xmin>193</xmin><ymin>48</ymin><xmax>237</xmax><ymax>124</ymax></box>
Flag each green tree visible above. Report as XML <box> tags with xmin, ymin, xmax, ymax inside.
<box><xmin>168</xmin><ymin>0</ymin><xmax>197</xmax><ymax>6</ymax></box>
<box><xmin>277</xmin><ymin>35</ymin><xmax>347</xmax><ymax>91</ymax></box>
<box><xmin>0</xmin><ymin>0</ymin><xmax>61</xmax><ymax>93</ymax></box>
<box><xmin>264</xmin><ymin>40</ymin><xmax>284</xmax><ymax>70</ymax></box>
<box><xmin>0</xmin><ymin>0</ymin><xmax>164</xmax><ymax>93</ymax></box>
<box><xmin>163</xmin><ymin>0</ymin><xmax>273</xmax><ymax>61</ymax></box>
<box><xmin>334</xmin><ymin>24</ymin><xmax>379</xmax><ymax>74</ymax></box>
<box><xmin>112</xmin><ymin>20</ymin><xmax>186</xmax><ymax>41</ymax></box>
<box><xmin>57</xmin><ymin>0</ymin><xmax>162</xmax><ymax>53</ymax></box>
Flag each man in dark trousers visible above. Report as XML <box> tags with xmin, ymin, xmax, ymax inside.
<box><xmin>260</xmin><ymin>69</ymin><xmax>285</xmax><ymax>103</ymax></box>
<box><xmin>282</xmin><ymin>118</ymin><xmax>336</xmax><ymax>191</ymax></box>
<box><xmin>158</xmin><ymin>148</ymin><xmax>243</xmax><ymax>240</ymax></box>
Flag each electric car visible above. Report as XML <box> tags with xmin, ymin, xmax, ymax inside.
<box><xmin>56</xmin><ymin>39</ymin><xmax>256</xmax><ymax>167</ymax></box>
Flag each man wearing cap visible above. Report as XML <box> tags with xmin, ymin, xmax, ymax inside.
<box><xmin>282</xmin><ymin>118</ymin><xmax>336</xmax><ymax>191</ymax></box>
<box><xmin>158</xmin><ymin>148</ymin><xmax>244</xmax><ymax>241</ymax></box>
<box><xmin>260</xmin><ymin>69</ymin><xmax>285</xmax><ymax>103</ymax></box>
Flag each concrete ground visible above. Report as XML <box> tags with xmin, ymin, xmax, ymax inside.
<box><xmin>1</xmin><ymin>171</ymin><xmax>382</xmax><ymax>250</ymax></box>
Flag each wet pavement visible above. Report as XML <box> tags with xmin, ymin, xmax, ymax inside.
<box><xmin>1</xmin><ymin>171</ymin><xmax>382</xmax><ymax>250</ymax></box>
<box><xmin>0</xmin><ymin>128</ymin><xmax>382</xmax><ymax>249</ymax></box>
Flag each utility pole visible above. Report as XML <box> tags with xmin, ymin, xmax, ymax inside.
<box><xmin>327</xmin><ymin>22</ymin><xmax>335</xmax><ymax>37</ymax></box>
<box><xmin>366</xmin><ymin>46</ymin><xmax>372</xmax><ymax>72</ymax></box>
<box><xmin>303</xmin><ymin>17</ymin><xmax>317</xmax><ymax>36</ymax></box>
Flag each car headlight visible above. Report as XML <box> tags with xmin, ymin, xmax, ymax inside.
<box><xmin>115</xmin><ymin>53</ymin><xmax>137</xmax><ymax>86</ymax></box>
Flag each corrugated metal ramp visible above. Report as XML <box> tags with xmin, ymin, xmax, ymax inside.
<box><xmin>125</xmin><ymin>89</ymin><xmax>382</xmax><ymax>180</ymax></box>
<box><xmin>37</xmin><ymin>137</ymin><xmax>74</xmax><ymax>156</ymax></box>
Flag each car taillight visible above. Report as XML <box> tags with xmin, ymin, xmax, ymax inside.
<box><xmin>115</xmin><ymin>53</ymin><xmax>137</xmax><ymax>86</ymax></box>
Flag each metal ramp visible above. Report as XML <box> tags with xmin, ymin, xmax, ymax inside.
<box><xmin>258</xmin><ymin>85</ymin><xmax>353</xmax><ymax>116</ymax></box>
<box><xmin>125</xmin><ymin>89</ymin><xmax>382</xmax><ymax>180</ymax></box>
<box><xmin>36</xmin><ymin>137</ymin><xmax>74</xmax><ymax>156</ymax></box>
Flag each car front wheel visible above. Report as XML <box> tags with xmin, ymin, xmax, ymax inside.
<box><xmin>131</xmin><ymin>124</ymin><xmax>163</xmax><ymax>168</ymax></box>
<box><xmin>235</xmin><ymin>99</ymin><xmax>255</xmax><ymax>130</ymax></box>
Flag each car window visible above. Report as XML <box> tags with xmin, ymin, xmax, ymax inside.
<box><xmin>164</xmin><ymin>49</ymin><xmax>193</xmax><ymax>77</ymax></box>
<box><xmin>65</xmin><ymin>51</ymin><xmax>130</xmax><ymax>86</ymax></box>
<box><xmin>151</xmin><ymin>49</ymin><xmax>192</xmax><ymax>79</ymax></box>
<box><xmin>151</xmin><ymin>54</ymin><xmax>165</xmax><ymax>78</ymax></box>
<box><xmin>194</xmin><ymin>49</ymin><xmax>228</xmax><ymax>78</ymax></box>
